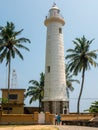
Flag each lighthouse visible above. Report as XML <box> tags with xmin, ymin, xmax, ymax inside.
<box><xmin>43</xmin><ymin>3</ymin><xmax>69</xmax><ymax>114</ymax></box>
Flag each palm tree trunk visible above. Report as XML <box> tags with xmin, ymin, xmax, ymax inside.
<box><xmin>77</xmin><ymin>68</ymin><xmax>85</xmax><ymax>114</ymax></box>
<box><xmin>39</xmin><ymin>97</ymin><xmax>41</xmax><ymax>112</ymax></box>
<box><xmin>7</xmin><ymin>56</ymin><xmax>11</xmax><ymax>114</ymax></box>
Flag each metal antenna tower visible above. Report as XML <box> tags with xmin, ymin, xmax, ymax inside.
<box><xmin>11</xmin><ymin>69</ymin><xmax>17</xmax><ymax>88</ymax></box>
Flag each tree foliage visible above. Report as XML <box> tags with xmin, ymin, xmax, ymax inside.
<box><xmin>66</xmin><ymin>35</ymin><xmax>98</xmax><ymax>113</ymax></box>
<box><xmin>66</xmin><ymin>63</ymin><xmax>80</xmax><ymax>98</ymax></box>
<box><xmin>0</xmin><ymin>22</ymin><xmax>30</xmax><ymax>113</ymax></box>
<box><xmin>85</xmin><ymin>101</ymin><xmax>98</xmax><ymax>113</ymax></box>
<box><xmin>25</xmin><ymin>72</ymin><xmax>44</xmax><ymax>110</ymax></box>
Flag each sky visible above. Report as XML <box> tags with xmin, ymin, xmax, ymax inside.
<box><xmin>0</xmin><ymin>0</ymin><xmax>98</xmax><ymax>112</ymax></box>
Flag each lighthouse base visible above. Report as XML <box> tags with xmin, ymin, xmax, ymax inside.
<box><xmin>42</xmin><ymin>101</ymin><xmax>69</xmax><ymax>114</ymax></box>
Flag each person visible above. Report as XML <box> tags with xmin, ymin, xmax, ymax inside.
<box><xmin>57</xmin><ymin>114</ymin><xmax>61</xmax><ymax>125</ymax></box>
<box><xmin>55</xmin><ymin>113</ymin><xmax>58</xmax><ymax>125</ymax></box>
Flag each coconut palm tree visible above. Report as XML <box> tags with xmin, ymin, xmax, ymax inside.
<box><xmin>25</xmin><ymin>72</ymin><xmax>44</xmax><ymax>111</ymax></box>
<box><xmin>66</xmin><ymin>63</ymin><xmax>80</xmax><ymax>98</ymax></box>
<box><xmin>85</xmin><ymin>101</ymin><xmax>98</xmax><ymax>113</ymax></box>
<box><xmin>0</xmin><ymin>22</ymin><xmax>30</xmax><ymax>113</ymax></box>
<box><xmin>66</xmin><ymin>35</ymin><xmax>98</xmax><ymax>113</ymax></box>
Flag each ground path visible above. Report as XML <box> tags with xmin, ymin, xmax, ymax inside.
<box><xmin>0</xmin><ymin>125</ymin><xmax>98</xmax><ymax>130</ymax></box>
<box><xmin>56</xmin><ymin>125</ymin><xmax>98</xmax><ymax>130</ymax></box>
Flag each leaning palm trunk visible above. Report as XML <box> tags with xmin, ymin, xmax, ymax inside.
<box><xmin>77</xmin><ymin>68</ymin><xmax>85</xmax><ymax>114</ymax></box>
<box><xmin>7</xmin><ymin>56</ymin><xmax>11</xmax><ymax>114</ymax></box>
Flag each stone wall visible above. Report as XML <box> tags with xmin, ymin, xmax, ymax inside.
<box><xmin>0</xmin><ymin>111</ymin><xmax>94</xmax><ymax>125</ymax></box>
<box><xmin>0</xmin><ymin>112</ymin><xmax>37</xmax><ymax>124</ymax></box>
<box><xmin>0</xmin><ymin>111</ymin><xmax>52</xmax><ymax>125</ymax></box>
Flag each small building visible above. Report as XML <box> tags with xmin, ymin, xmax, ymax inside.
<box><xmin>1</xmin><ymin>88</ymin><xmax>25</xmax><ymax>114</ymax></box>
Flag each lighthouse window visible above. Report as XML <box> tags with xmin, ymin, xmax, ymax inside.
<box><xmin>57</xmin><ymin>10</ymin><xmax>60</xmax><ymax>14</ymax></box>
<box><xmin>59</xmin><ymin>28</ymin><xmax>62</xmax><ymax>34</ymax></box>
<box><xmin>47</xmin><ymin>66</ymin><xmax>50</xmax><ymax>73</ymax></box>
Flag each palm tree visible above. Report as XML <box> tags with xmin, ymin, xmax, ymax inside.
<box><xmin>66</xmin><ymin>35</ymin><xmax>98</xmax><ymax>113</ymax></box>
<box><xmin>66</xmin><ymin>63</ymin><xmax>80</xmax><ymax>98</ymax></box>
<box><xmin>0</xmin><ymin>22</ymin><xmax>30</xmax><ymax>113</ymax></box>
<box><xmin>25</xmin><ymin>72</ymin><xmax>44</xmax><ymax>111</ymax></box>
<box><xmin>85</xmin><ymin>101</ymin><xmax>98</xmax><ymax>113</ymax></box>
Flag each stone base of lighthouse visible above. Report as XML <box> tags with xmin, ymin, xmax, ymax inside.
<box><xmin>42</xmin><ymin>101</ymin><xmax>69</xmax><ymax>114</ymax></box>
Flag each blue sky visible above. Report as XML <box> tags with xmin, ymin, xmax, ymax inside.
<box><xmin>0</xmin><ymin>0</ymin><xmax>98</xmax><ymax>112</ymax></box>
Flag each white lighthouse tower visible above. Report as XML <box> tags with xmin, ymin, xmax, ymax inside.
<box><xmin>43</xmin><ymin>3</ymin><xmax>69</xmax><ymax>114</ymax></box>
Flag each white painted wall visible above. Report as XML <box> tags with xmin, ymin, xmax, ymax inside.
<box><xmin>43</xmin><ymin>4</ymin><xmax>68</xmax><ymax>101</ymax></box>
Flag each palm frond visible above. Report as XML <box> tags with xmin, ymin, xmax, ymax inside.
<box><xmin>15</xmin><ymin>43</ymin><xmax>30</xmax><ymax>51</ymax></box>
<box><xmin>16</xmin><ymin>37</ymin><xmax>31</xmax><ymax>43</ymax></box>
<box><xmin>29</xmin><ymin>80</ymin><xmax>40</xmax><ymax>87</ymax></box>
<box><xmin>13</xmin><ymin>47</ymin><xmax>24</xmax><ymax>60</ymax></box>
<box><xmin>13</xmin><ymin>29</ymin><xmax>24</xmax><ymax>36</ymax></box>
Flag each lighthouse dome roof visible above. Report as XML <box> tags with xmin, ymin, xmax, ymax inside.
<box><xmin>50</xmin><ymin>3</ymin><xmax>59</xmax><ymax>11</ymax></box>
